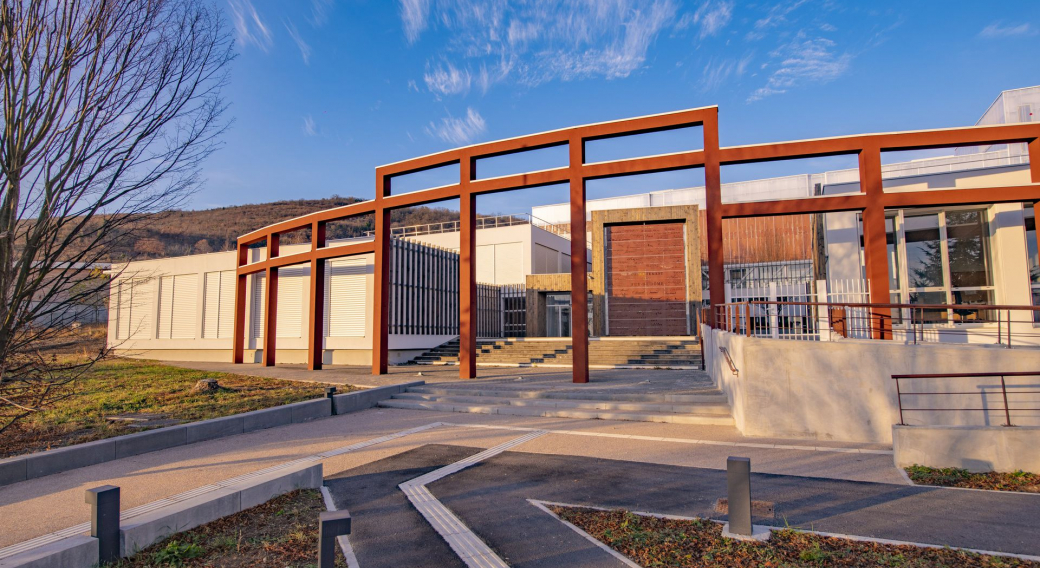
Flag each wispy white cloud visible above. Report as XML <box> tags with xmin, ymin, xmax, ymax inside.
<box><xmin>228</xmin><ymin>0</ymin><xmax>273</xmax><ymax>52</ymax></box>
<box><xmin>700</xmin><ymin>52</ymin><xmax>752</xmax><ymax>91</ymax></box>
<box><xmin>425</xmin><ymin>108</ymin><xmax>487</xmax><ymax>144</ymax></box>
<box><xmin>302</xmin><ymin>115</ymin><xmax>318</xmax><ymax>136</ymax></box>
<box><xmin>978</xmin><ymin>22</ymin><xmax>1036</xmax><ymax>39</ymax></box>
<box><xmin>401</xmin><ymin>0</ymin><xmax>431</xmax><ymax>43</ymax></box>
<box><xmin>747</xmin><ymin>32</ymin><xmax>850</xmax><ymax>102</ymax></box>
<box><xmin>677</xmin><ymin>1</ymin><xmax>733</xmax><ymax>40</ymax></box>
<box><xmin>400</xmin><ymin>0</ymin><xmax>678</xmax><ymax>91</ymax></box>
<box><xmin>424</xmin><ymin>62</ymin><xmax>472</xmax><ymax>96</ymax></box>
<box><xmin>309</xmin><ymin>0</ymin><xmax>335</xmax><ymax>26</ymax></box>
<box><xmin>753</xmin><ymin>0</ymin><xmax>808</xmax><ymax>30</ymax></box>
<box><xmin>284</xmin><ymin>19</ymin><xmax>312</xmax><ymax>64</ymax></box>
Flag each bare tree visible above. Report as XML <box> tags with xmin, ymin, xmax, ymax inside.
<box><xmin>0</xmin><ymin>0</ymin><xmax>233</xmax><ymax>432</ymax></box>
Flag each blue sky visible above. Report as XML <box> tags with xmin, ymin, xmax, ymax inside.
<box><xmin>200</xmin><ymin>0</ymin><xmax>1039</xmax><ymax>215</ymax></box>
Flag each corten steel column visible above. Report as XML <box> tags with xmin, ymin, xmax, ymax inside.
<box><xmin>703</xmin><ymin>110</ymin><xmax>724</xmax><ymax>324</ymax></box>
<box><xmin>232</xmin><ymin>243</ymin><xmax>249</xmax><ymax>364</ymax></box>
<box><xmin>372</xmin><ymin>178</ymin><xmax>391</xmax><ymax>375</ymax></box>
<box><xmin>459</xmin><ymin>157</ymin><xmax>478</xmax><ymax>379</ymax></box>
<box><xmin>1031</xmin><ymin>140</ymin><xmax>1040</xmax><ymax>265</ymax></box>
<box><xmin>858</xmin><ymin>145</ymin><xmax>892</xmax><ymax>340</ymax></box>
<box><xmin>569</xmin><ymin>135</ymin><xmax>589</xmax><ymax>384</ymax></box>
<box><xmin>262</xmin><ymin>233</ymin><xmax>280</xmax><ymax>366</ymax></box>
<box><xmin>307</xmin><ymin>221</ymin><xmax>327</xmax><ymax>371</ymax></box>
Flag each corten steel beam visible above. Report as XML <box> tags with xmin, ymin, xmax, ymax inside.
<box><xmin>459</xmin><ymin>157</ymin><xmax>477</xmax><ymax>379</ymax></box>
<box><xmin>230</xmin><ymin>105</ymin><xmax>1040</xmax><ymax>377</ymax></box>
<box><xmin>236</xmin><ymin>241</ymin><xmax>376</xmax><ymax>276</ymax></box>
<box><xmin>262</xmin><ymin>233</ymin><xmax>280</xmax><ymax>367</ymax></box>
<box><xmin>232</xmin><ymin>243</ymin><xmax>249</xmax><ymax>364</ymax></box>
<box><xmin>569</xmin><ymin>135</ymin><xmax>589</xmax><ymax>384</ymax></box>
<box><xmin>307</xmin><ymin>221</ymin><xmax>327</xmax><ymax>371</ymax></box>
<box><xmin>703</xmin><ymin>109</ymin><xmax>724</xmax><ymax>324</ymax></box>
<box><xmin>372</xmin><ymin>188</ymin><xmax>391</xmax><ymax>375</ymax></box>
<box><xmin>858</xmin><ymin>146</ymin><xmax>892</xmax><ymax>340</ymax></box>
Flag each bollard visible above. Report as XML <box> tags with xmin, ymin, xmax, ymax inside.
<box><xmin>318</xmin><ymin>510</ymin><xmax>352</xmax><ymax>568</ymax></box>
<box><xmin>726</xmin><ymin>457</ymin><xmax>752</xmax><ymax>536</ymax></box>
<box><xmin>325</xmin><ymin>387</ymin><xmax>337</xmax><ymax>415</ymax></box>
<box><xmin>86</xmin><ymin>485</ymin><xmax>120</xmax><ymax>563</ymax></box>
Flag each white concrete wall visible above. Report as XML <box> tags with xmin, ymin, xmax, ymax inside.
<box><xmin>893</xmin><ymin>425</ymin><xmax>1040</xmax><ymax>473</ymax></box>
<box><xmin>703</xmin><ymin>326</ymin><xmax>1040</xmax><ymax>444</ymax></box>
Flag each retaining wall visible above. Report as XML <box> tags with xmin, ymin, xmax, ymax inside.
<box><xmin>893</xmin><ymin>425</ymin><xmax>1040</xmax><ymax>473</ymax></box>
<box><xmin>702</xmin><ymin>325</ymin><xmax>1040</xmax><ymax>444</ymax></box>
<box><xmin>0</xmin><ymin>381</ymin><xmax>421</xmax><ymax>488</ymax></box>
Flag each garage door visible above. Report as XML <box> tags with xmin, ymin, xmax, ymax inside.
<box><xmin>605</xmin><ymin>222</ymin><xmax>688</xmax><ymax>336</ymax></box>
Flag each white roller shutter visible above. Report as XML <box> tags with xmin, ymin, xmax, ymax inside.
<box><xmin>114</xmin><ymin>280</ymin><xmax>132</xmax><ymax>340</ymax></box>
<box><xmin>127</xmin><ymin>279</ymin><xmax>152</xmax><ymax>339</ymax></box>
<box><xmin>276</xmin><ymin>266</ymin><xmax>307</xmax><ymax>338</ymax></box>
<box><xmin>327</xmin><ymin>257</ymin><xmax>366</xmax><ymax>337</ymax></box>
<box><xmin>203</xmin><ymin>271</ymin><xmax>236</xmax><ymax>339</ymax></box>
<box><xmin>157</xmin><ymin>274</ymin><xmax>198</xmax><ymax>339</ymax></box>
<box><xmin>251</xmin><ymin>273</ymin><xmax>265</xmax><ymax>339</ymax></box>
<box><xmin>476</xmin><ymin>244</ymin><xmax>495</xmax><ymax>283</ymax></box>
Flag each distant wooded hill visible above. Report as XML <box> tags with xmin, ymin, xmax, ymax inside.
<box><xmin>116</xmin><ymin>196</ymin><xmax>462</xmax><ymax>261</ymax></box>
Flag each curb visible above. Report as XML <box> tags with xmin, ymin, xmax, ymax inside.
<box><xmin>0</xmin><ymin>381</ymin><xmax>423</xmax><ymax>488</ymax></box>
<box><xmin>0</xmin><ymin>463</ymin><xmax>322</xmax><ymax>568</ymax></box>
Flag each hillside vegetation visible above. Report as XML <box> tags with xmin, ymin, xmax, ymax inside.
<box><xmin>116</xmin><ymin>196</ymin><xmax>462</xmax><ymax>260</ymax></box>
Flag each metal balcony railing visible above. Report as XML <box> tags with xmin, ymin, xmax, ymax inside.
<box><xmin>364</xmin><ymin>213</ymin><xmax>570</xmax><ymax>239</ymax></box>
<box><xmin>711</xmin><ymin>301</ymin><xmax>1040</xmax><ymax>347</ymax></box>
<box><xmin>892</xmin><ymin>372</ymin><xmax>1040</xmax><ymax>427</ymax></box>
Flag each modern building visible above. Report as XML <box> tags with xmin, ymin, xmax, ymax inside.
<box><xmin>107</xmin><ymin>86</ymin><xmax>1040</xmax><ymax>363</ymax></box>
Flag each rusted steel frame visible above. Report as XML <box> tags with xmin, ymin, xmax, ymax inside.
<box><xmin>307</xmin><ymin>221</ymin><xmax>327</xmax><ymax>371</ymax></box>
<box><xmin>231</xmin><ymin>243</ymin><xmax>250</xmax><ymax>364</ymax></box>
<box><xmin>718</xmin><ymin>123</ymin><xmax>1039</xmax><ymax>165</ymax></box>
<box><xmin>372</xmin><ymin>177</ymin><xmax>391</xmax><ymax>375</ymax></box>
<box><xmin>569</xmin><ymin>134</ymin><xmax>589</xmax><ymax>384</ymax></box>
<box><xmin>583</xmin><ymin>150</ymin><xmax>706</xmax><ymax>179</ymax></box>
<box><xmin>703</xmin><ymin>109</ymin><xmax>724</xmax><ymax>325</ymax></box>
<box><xmin>884</xmin><ymin>185</ymin><xmax>1040</xmax><ymax>208</ymax></box>
<box><xmin>262</xmin><ymin>233</ymin><xmax>280</xmax><ymax>367</ymax></box>
<box><xmin>720</xmin><ymin>195</ymin><xmax>867</xmax><ymax>218</ymax></box>
<box><xmin>236</xmin><ymin>242</ymin><xmax>376</xmax><ymax>276</ymax></box>
<box><xmin>459</xmin><ymin>155</ymin><xmax>477</xmax><ymax>379</ymax></box>
<box><xmin>239</xmin><ymin>200</ymin><xmax>378</xmax><ymax>244</ymax></box>
<box><xmin>859</xmin><ymin>144</ymin><xmax>892</xmax><ymax>340</ymax></box>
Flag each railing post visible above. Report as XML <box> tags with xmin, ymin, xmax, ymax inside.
<box><xmin>1000</xmin><ymin>375</ymin><xmax>1013</xmax><ymax>427</ymax></box>
<box><xmin>894</xmin><ymin>378</ymin><xmax>905</xmax><ymax>426</ymax></box>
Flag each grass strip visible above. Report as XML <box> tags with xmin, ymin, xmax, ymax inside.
<box><xmin>905</xmin><ymin>465</ymin><xmax>1040</xmax><ymax>493</ymax></box>
<box><xmin>551</xmin><ymin>505</ymin><xmax>1037</xmax><ymax>568</ymax></box>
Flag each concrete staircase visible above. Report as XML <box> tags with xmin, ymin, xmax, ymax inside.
<box><xmin>409</xmin><ymin>338</ymin><xmax>702</xmax><ymax>369</ymax></box>
<box><xmin>378</xmin><ymin>384</ymin><xmax>733</xmax><ymax>425</ymax></box>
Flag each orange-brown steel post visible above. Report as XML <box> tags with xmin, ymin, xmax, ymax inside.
<box><xmin>703</xmin><ymin>109</ymin><xmax>724</xmax><ymax>324</ymax></box>
<box><xmin>232</xmin><ymin>243</ymin><xmax>249</xmax><ymax>364</ymax></box>
<box><xmin>569</xmin><ymin>134</ymin><xmax>589</xmax><ymax>384</ymax></box>
<box><xmin>859</xmin><ymin>145</ymin><xmax>892</xmax><ymax>340</ymax></box>
<box><xmin>372</xmin><ymin>177</ymin><xmax>391</xmax><ymax>375</ymax></box>
<box><xmin>459</xmin><ymin>157</ymin><xmax>478</xmax><ymax>379</ymax></box>
<box><xmin>262</xmin><ymin>233</ymin><xmax>281</xmax><ymax>367</ymax></box>
<box><xmin>1031</xmin><ymin>140</ymin><xmax>1040</xmax><ymax>265</ymax></box>
<box><xmin>307</xmin><ymin>221</ymin><xmax>327</xmax><ymax>371</ymax></box>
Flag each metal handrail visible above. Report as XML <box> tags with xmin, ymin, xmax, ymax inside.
<box><xmin>891</xmin><ymin>372</ymin><xmax>1040</xmax><ymax>427</ymax></box>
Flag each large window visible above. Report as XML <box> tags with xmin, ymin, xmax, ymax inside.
<box><xmin>865</xmin><ymin>208</ymin><xmax>994</xmax><ymax>324</ymax></box>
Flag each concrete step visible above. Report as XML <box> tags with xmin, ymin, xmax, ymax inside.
<box><xmin>391</xmin><ymin>392</ymin><xmax>731</xmax><ymax>415</ymax></box>
<box><xmin>405</xmin><ymin>386</ymin><xmax>727</xmax><ymax>404</ymax></box>
<box><xmin>377</xmin><ymin>398</ymin><xmax>735</xmax><ymax>426</ymax></box>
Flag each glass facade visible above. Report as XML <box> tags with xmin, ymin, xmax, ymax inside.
<box><xmin>864</xmin><ymin>208</ymin><xmax>995</xmax><ymax>325</ymax></box>
<box><xmin>1026</xmin><ymin>207</ymin><xmax>1039</xmax><ymax>322</ymax></box>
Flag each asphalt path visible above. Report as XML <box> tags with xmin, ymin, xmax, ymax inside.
<box><xmin>326</xmin><ymin>444</ymin><xmax>1040</xmax><ymax>567</ymax></box>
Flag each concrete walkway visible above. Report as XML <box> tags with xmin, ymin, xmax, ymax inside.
<box><xmin>0</xmin><ymin>407</ymin><xmax>898</xmax><ymax>548</ymax></box>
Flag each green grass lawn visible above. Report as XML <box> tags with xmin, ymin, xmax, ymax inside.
<box><xmin>1</xmin><ymin>358</ymin><xmax>353</xmax><ymax>459</ymax></box>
